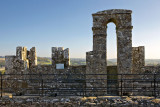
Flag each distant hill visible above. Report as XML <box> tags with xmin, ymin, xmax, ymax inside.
<box><xmin>145</xmin><ymin>59</ymin><xmax>160</xmax><ymax>66</ymax></box>
<box><xmin>37</xmin><ymin>57</ymin><xmax>51</xmax><ymax>65</ymax></box>
<box><xmin>1</xmin><ymin>56</ymin><xmax>160</xmax><ymax>66</ymax></box>
<box><xmin>0</xmin><ymin>58</ymin><xmax>5</xmax><ymax>68</ymax></box>
<box><xmin>107</xmin><ymin>59</ymin><xmax>160</xmax><ymax>66</ymax></box>
<box><xmin>70</xmin><ymin>58</ymin><xmax>86</xmax><ymax>66</ymax></box>
<box><xmin>37</xmin><ymin>57</ymin><xmax>116</xmax><ymax>66</ymax></box>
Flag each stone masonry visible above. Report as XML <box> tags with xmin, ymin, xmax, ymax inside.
<box><xmin>5</xmin><ymin>46</ymin><xmax>37</xmax><ymax>74</ymax></box>
<box><xmin>132</xmin><ymin>46</ymin><xmax>145</xmax><ymax>73</ymax></box>
<box><xmin>86</xmin><ymin>9</ymin><xmax>133</xmax><ymax>95</ymax></box>
<box><xmin>52</xmin><ymin>47</ymin><xmax>70</xmax><ymax>69</ymax></box>
<box><xmin>5</xmin><ymin>9</ymin><xmax>160</xmax><ymax>98</ymax></box>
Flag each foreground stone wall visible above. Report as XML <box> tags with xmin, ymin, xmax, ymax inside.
<box><xmin>27</xmin><ymin>65</ymin><xmax>86</xmax><ymax>96</ymax></box>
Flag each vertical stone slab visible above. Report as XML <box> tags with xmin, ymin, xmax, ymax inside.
<box><xmin>58</xmin><ymin>47</ymin><xmax>64</xmax><ymax>62</ymax></box>
<box><xmin>16</xmin><ymin>46</ymin><xmax>23</xmax><ymax>60</ymax></box>
<box><xmin>5</xmin><ymin>56</ymin><xmax>16</xmax><ymax>74</ymax></box>
<box><xmin>64</xmin><ymin>48</ymin><xmax>70</xmax><ymax>67</ymax></box>
<box><xmin>22</xmin><ymin>47</ymin><xmax>27</xmax><ymax>60</ymax></box>
<box><xmin>116</xmin><ymin>26</ymin><xmax>133</xmax><ymax>74</ymax></box>
<box><xmin>52</xmin><ymin>47</ymin><xmax>58</xmax><ymax>68</ymax></box>
<box><xmin>132</xmin><ymin>46</ymin><xmax>145</xmax><ymax>73</ymax></box>
<box><xmin>29</xmin><ymin>47</ymin><xmax>37</xmax><ymax>67</ymax></box>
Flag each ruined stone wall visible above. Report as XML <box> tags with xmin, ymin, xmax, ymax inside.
<box><xmin>132</xmin><ymin>46</ymin><xmax>145</xmax><ymax>73</ymax></box>
<box><xmin>52</xmin><ymin>47</ymin><xmax>70</xmax><ymax>68</ymax></box>
<box><xmin>5</xmin><ymin>46</ymin><xmax>37</xmax><ymax>74</ymax></box>
<box><xmin>5</xmin><ymin>56</ymin><xmax>26</xmax><ymax>74</ymax></box>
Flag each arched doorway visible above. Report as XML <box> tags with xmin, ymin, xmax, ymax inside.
<box><xmin>106</xmin><ymin>22</ymin><xmax>118</xmax><ymax>95</ymax></box>
<box><xmin>107</xmin><ymin>22</ymin><xmax>117</xmax><ymax>62</ymax></box>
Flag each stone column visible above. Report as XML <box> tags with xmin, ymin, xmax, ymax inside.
<box><xmin>29</xmin><ymin>47</ymin><xmax>37</xmax><ymax>67</ymax></box>
<box><xmin>116</xmin><ymin>26</ymin><xmax>133</xmax><ymax>95</ymax></box>
<box><xmin>132</xmin><ymin>46</ymin><xmax>145</xmax><ymax>73</ymax></box>
<box><xmin>52</xmin><ymin>47</ymin><xmax>58</xmax><ymax>68</ymax></box>
<box><xmin>116</xmin><ymin>26</ymin><xmax>133</xmax><ymax>74</ymax></box>
<box><xmin>64</xmin><ymin>48</ymin><xmax>70</xmax><ymax>67</ymax></box>
<box><xmin>86</xmin><ymin>26</ymin><xmax>107</xmax><ymax>96</ymax></box>
<box><xmin>92</xmin><ymin>26</ymin><xmax>107</xmax><ymax>74</ymax></box>
<box><xmin>16</xmin><ymin>46</ymin><xmax>23</xmax><ymax>60</ymax></box>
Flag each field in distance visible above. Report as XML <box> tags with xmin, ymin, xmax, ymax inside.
<box><xmin>1</xmin><ymin>56</ymin><xmax>160</xmax><ymax>67</ymax></box>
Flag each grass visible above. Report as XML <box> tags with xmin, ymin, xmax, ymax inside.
<box><xmin>0</xmin><ymin>70</ymin><xmax>5</xmax><ymax>74</ymax></box>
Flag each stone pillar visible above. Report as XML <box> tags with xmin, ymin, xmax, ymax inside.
<box><xmin>52</xmin><ymin>47</ymin><xmax>58</xmax><ymax>68</ymax></box>
<box><xmin>92</xmin><ymin>26</ymin><xmax>107</xmax><ymax>74</ymax></box>
<box><xmin>16</xmin><ymin>46</ymin><xmax>23</xmax><ymax>60</ymax></box>
<box><xmin>57</xmin><ymin>47</ymin><xmax>64</xmax><ymax>62</ymax></box>
<box><xmin>29</xmin><ymin>47</ymin><xmax>37</xmax><ymax>67</ymax></box>
<box><xmin>22</xmin><ymin>47</ymin><xmax>27</xmax><ymax>60</ymax></box>
<box><xmin>86</xmin><ymin>25</ymin><xmax>108</xmax><ymax>96</ymax></box>
<box><xmin>16</xmin><ymin>46</ymin><xmax>28</xmax><ymax>60</ymax></box>
<box><xmin>64</xmin><ymin>48</ymin><xmax>70</xmax><ymax>67</ymax></box>
<box><xmin>116</xmin><ymin>26</ymin><xmax>133</xmax><ymax>74</ymax></box>
<box><xmin>132</xmin><ymin>46</ymin><xmax>145</xmax><ymax>73</ymax></box>
<box><xmin>116</xmin><ymin>26</ymin><xmax>133</xmax><ymax>96</ymax></box>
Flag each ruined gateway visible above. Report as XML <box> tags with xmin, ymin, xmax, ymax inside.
<box><xmin>4</xmin><ymin>9</ymin><xmax>159</xmax><ymax>96</ymax></box>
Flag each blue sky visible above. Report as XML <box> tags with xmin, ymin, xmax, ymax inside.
<box><xmin>0</xmin><ymin>0</ymin><xmax>160</xmax><ymax>59</ymax></box>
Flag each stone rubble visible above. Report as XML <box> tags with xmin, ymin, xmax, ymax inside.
<box><xmin>0</xmin><ymin>96</ymin><xmax>160</xmax><ymax>107</ymax></box>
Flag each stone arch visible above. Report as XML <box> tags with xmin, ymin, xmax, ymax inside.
<box><xmin>86</xmin><ymin>9</ymin><xmax>133</xmax><ymax>95</ymax></box>
<box><xmin>88</xmin><ymin>9</ymin><xmax>133</xmax><ymax>74</ymax></box>
<box><xmin>106</xmin><ymin>22</ymin><xmax>117</xmax><ymax>60</ymax></box>
<box><xmin>106</xmin><ymin>18</ymin><xmax>118</xmax><ymax>26</ymax></box>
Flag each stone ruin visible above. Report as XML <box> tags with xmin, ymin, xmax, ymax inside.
<box><xmin>132</xmin><ymin>46</ymin><xmax>145</xmax><ymax>74</ymax></box>
<box><xmin>5</xmin><ymin>46</ymin><xmax>37</xmax><ymax>74</ymax></box>
<box><xmin>3</xmin><ymin>9</ymin><xmax>160</xmax><ymax>97</ymax></box>
<box><xmin>52</xmin><ymin>47</ymin><xmax>70</xmax><ymax>69</ymax></box>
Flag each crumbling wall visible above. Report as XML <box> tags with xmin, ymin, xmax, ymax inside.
<box><xmin>5</xmin><ymin>46</ymin><xmax>37</xmax><ymax>74</ymax></box>
<box><xmin>5</xmin><ymin>56</ymin><xmax>26</xmax><ymax>74</ymax></box>
<box><xmin>52</xmin><ymin>47</ymin><xmax>70</xmax><ymax>69</ymax></box>
<box><xmin>132</xmin><ymin>46</ymin><xmax>145</xmax><ymax>73</ymax></box>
